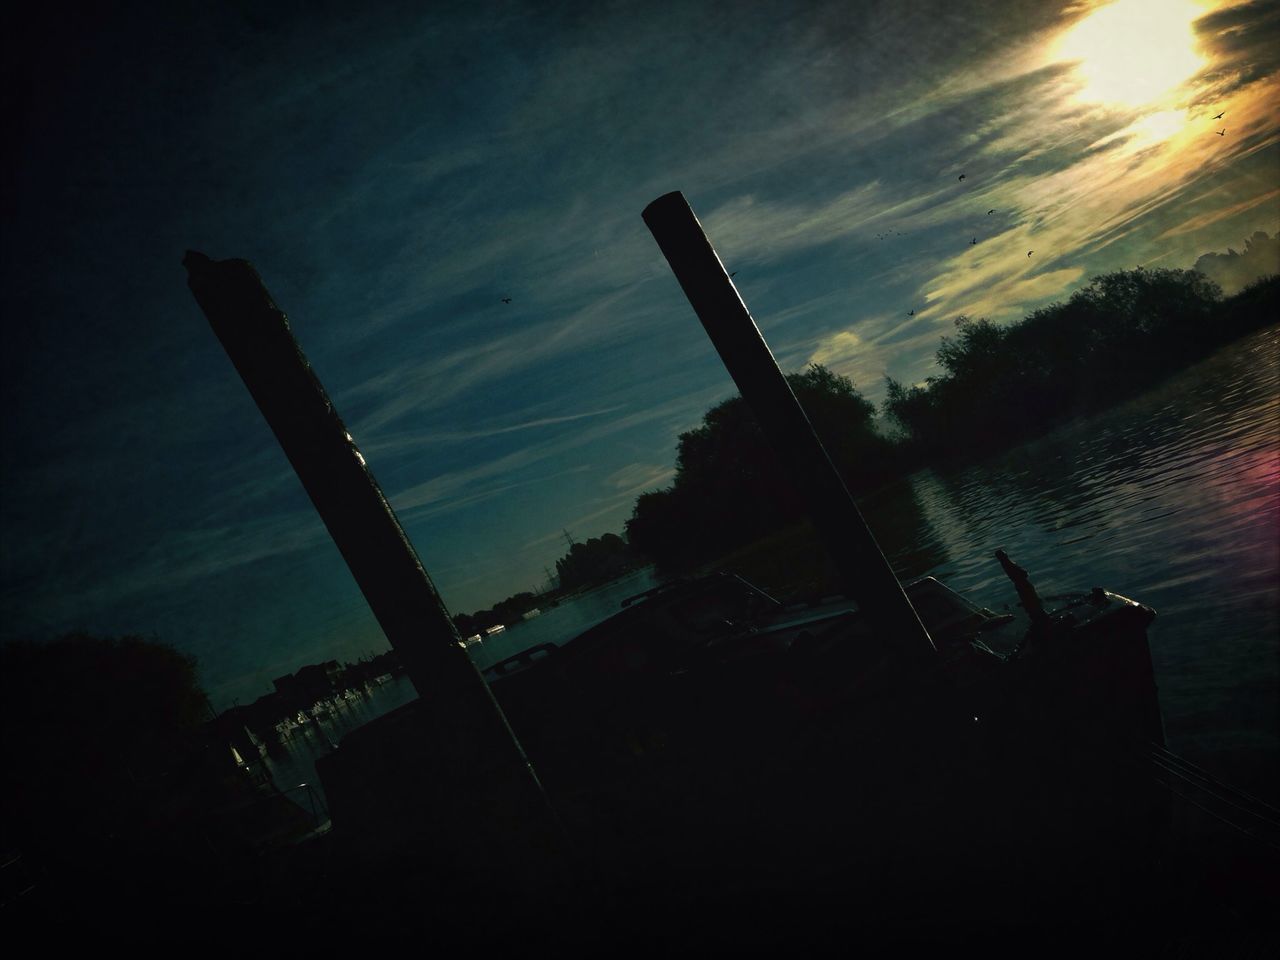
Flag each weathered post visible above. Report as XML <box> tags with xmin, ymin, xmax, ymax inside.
<box><xmin>642</xmin><ymin>192</ymin><xmax>936</xmax><ymax>663</ymax></box>
<box><xmin>184</xmin><ymin>251</ymin><xmax>570</xmax><ymax>908</ymax></box>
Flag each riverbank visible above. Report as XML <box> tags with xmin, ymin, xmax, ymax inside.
<box><xmin>630</xmin><ymin>277</ymin><xmax>1279</xmax><ymax>574</ymax></box>
<box><xmin>698</xmin><ymin>324</ymin><xmax>1279</xmax><ymax>803</ymax></box>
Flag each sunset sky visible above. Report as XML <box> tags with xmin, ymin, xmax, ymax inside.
<box><xmin>4</xmin><ymin>0</ymin><xmax>1277</xmax><ymax>707</ymax></box>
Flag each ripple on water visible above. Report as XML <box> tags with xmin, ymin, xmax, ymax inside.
<box><xmin>897</xmin><ymin>326</ymin><xmax>1279</xmax><ymax>799</ymax></box>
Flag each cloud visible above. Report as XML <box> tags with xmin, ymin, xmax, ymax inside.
<box><xmin>1194</xmin><ymin>229</ymin><xmax>1280</xmax><ymax>293</ymax></box>
<box><xmin>809</xmin><ymin>330</ymin><xmax>864</xmax><ymax>367</ymax></box>
<box><xmin>336</xmin><ymin>284</ymin><xmax>648</xmax><ymax>434</ymax></box>
<box><xmin>605</xmin><ymin>462</ymin><xmax>676</xmax><ymax>493</ymax></box>
<box><xmin>702</xmin><ymin>185</ymin><xmax>883</xmax><ymax>262</ymax></box>
<box><xmin>1192</xmin><ymin>0</ymin><xmax>1280</xmax><ymax>100</ymax></box>
<box><xmin>360</xmin><ymin>405</ymin><xmax>627</xmax><ymax>457</ymax></box>
<box><xmin>1156</xmin><ymin>188</ymin><xmax>1280</xmax><ymax>241</ymax></box>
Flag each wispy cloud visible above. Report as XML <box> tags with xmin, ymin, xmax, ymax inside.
<box><xmin>605</xmin><ymin>462</ymin><xmax>676</xmax><ymax>493</ymax></box>
<box><xmin>360</xmin><ymin>405</ymin><xmax>627</xmax><ymax>457</ymax></box>
<box><xmin>1156</xmin><ymin>187</ymin><xmax>1280</xmax><ymax>241</ymax></box>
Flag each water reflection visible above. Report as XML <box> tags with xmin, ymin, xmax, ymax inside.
<box><xmin>859</xmin><ymin>480</ymin><xmax>952</xmax><ymax>583</ymax></box>
<box><xmin>465</xmin><ymin>567</ymin><xmax>660</xmax><ymax>671</ymax></box>
<box><xmin>256</xmin><ymin>571</ymin><xmax>661</xmax><ymax>809</ymax></box>
<box><xmin>258</xmin><ymin>675</ymin><xmax>419</xmax><ymax>804</ymax></box>
<box><xmin>903</xmin><ymin>326</ymin><xmax>1279</xmax><ymax>799</ymax></box>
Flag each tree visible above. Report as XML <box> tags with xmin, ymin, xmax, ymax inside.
<box><xmin>555</xmin><ymin>533</ymin><xmax>637</xmax><ymax>591</ymax></box>
<box><xmin>881</xmin><ymin>266</ymin><xmax>1248</xmax><ymax>460</ymax></box>
<box><xmin>627</xmin><ymin>364</ymin><xmax>889</xmax><ymax>570</ymax></box>
<box><xmin>0</xmin><ymin>633</ymin><xmax>288</xmax><ymax>913</ymax></box>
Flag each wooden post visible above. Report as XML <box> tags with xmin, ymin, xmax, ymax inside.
<box><xmin>642</xmin><ymin>192</ymin><xmax>937</xmax><ymax>663</ymax></box>
<box><xmin>184</xmin><ymin>251</ymin><xmax>570</xmax><ymax>899</ymax></box>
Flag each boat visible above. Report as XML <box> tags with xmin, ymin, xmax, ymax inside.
<box><xmin>484</xmin><ymin>624</ymin><xmax>506</xmax><ymax>636</ymax></box>
<box><xmin>274</xmin><ymin>716</ymin><xmax>299</xmax><ymax>738</ymax></box>
<box><xmin>321</xmin><ymin>562</ymin><xmax>1167</xmax><ymax>935</ymax></box>
<box><xmin>186</xmin><ymin>194</ymin><xmax>1276</xmax><ymax>946</ymax></box>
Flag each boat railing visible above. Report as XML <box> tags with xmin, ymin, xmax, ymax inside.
<box><xmin>484</xmin><ymin>643</ymin><xmax>560</xmax><ymax>679</ymax></box>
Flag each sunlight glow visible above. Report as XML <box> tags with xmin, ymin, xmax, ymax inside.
<box><xmin>1053</xmin><ymin>0</ymin><xmax>1206</xmax><ymax>108</ymax></box>
<box><xmin>1093</xmin><ymin>108</ymin><xmax>1191</xmax><ymax>153</ymax></box>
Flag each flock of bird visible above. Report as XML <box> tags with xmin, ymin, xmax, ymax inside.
<box><xmin>500</xmin><ymin>110</ymin><xmax>1229</xmax><ymax>310</ymax></box>
<box><xmin>897</xmin><ymin>106</ymin><xmax>1227</xmax><ymax>317</ymax></box>
<box><xmin>897</xmin><ymin>172</ymin><xmax>1030</xmax><ymax>315</ymax></box>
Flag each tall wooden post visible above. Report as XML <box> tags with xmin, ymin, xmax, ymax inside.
<box><xmin>184</xmin><ymin>251</ymin><xmax>569</xmax><ymax>900</ymax></box>
<box><xmin>642</xmin><ymin>192</ymin><xmax>936</xmax><ymax>663</ymax></box>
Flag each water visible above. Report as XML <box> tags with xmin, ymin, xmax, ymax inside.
<box><xmin>258</xmin><ymin>569</ymin><xmax>659</xmax><ymax>807</ymax></box>
<box><xmin>265</xmin><ymin>326</ymin><xmax>1279</xmax><ymax>807</ymax></box>
<box><xmin>258</xmin><ymin>677</ymin><xmax>419</xmax><ymax>806</ymax></box>
<box><xmin>464</xmin><ymin>567</ymin><xmax>659</xmax><ymax>670</ymax></box>
<box><xmin>865</xmin><ymin>324</ymin><xmax>1280</xmax><ymax>800</ymax></box>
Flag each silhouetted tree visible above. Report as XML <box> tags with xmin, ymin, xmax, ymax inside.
<box><xmin>627</xmin><ymin>364</ymin><xmax>889</xmax><ymax>570</ymax></box>
<box><xmin>633</xmin><ymin>268</ymin><xmax>1275</xmax><ymax>573</ymax></box>
<box><xmin>882</xmin><ymin>267</ymin><xmax>1267</xmax><ymax>461</ymax></box>
<box><xmin>1</xmin><ymin>633</ymin><xmax>298</xmax><ymax>917</ymax></box>
<box><xmin>555</xmin><ymin>533</ymin><xmax>637</xmax><ymax>591</ymax></box>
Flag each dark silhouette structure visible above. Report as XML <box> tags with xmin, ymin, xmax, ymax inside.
<box><xmin>641</xmin><ymin>191</ymin><xmax>935</xmax><ymax>663</ymax></box>
<box><xmin>184</xmin><ymin>251</ymin><xmax>571</xmax><ymax>909</ymax></box>
<box><xmin>625</xmin><ymin>365</ymin><xmax>894</xmax><ymax>574</ymax></box>
<box><xmin>882</xmin><ymin>270</ymin><xmax>1277</xmax><ymax>463</ymax></box>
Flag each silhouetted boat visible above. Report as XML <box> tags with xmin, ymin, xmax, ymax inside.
<box><xmin>322</xmin><ymin>564</ymin><xmax>1169</xmax><ymax>936</ymax></box>
<box><xmin>185</xmin><ymin>193</ymin><xmax>1277</xmax><ymax>946</ymax></box>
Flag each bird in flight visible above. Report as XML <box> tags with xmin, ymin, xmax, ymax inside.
<box><xmin>1027</xmin><ymin>250</ymin><xmax>1034</xmax><ymax>258</ymax></box>
<box><xmin>1217</xmin><ymin>129</ymin><xmax>1226</xmax><ymax>136</ymax></box>
<box><xmin>1213</xmin><ymin>111</ymin><xmax>1225</xmax><ymax>119</ymax></box>
<box><xmin>729</xmin><ymin>271</ymin><xmax>738</xmax><ymax>278</ymax></box>
<box><xmin>501</xmin><ymin>297</ymin><xmax>512</xmax><ymax>304</ymax></box>
<box><xmin>958</xmin><ymin>174</ymin><xmax>966</xmax><ymax>181</ymax></box>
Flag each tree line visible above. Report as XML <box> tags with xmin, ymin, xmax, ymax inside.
<box><xmin>452</xmin><ymin>533</ymin><xmax>640</xmax><ymax>636</ymax></box>
<box><xmin>626</xmin><ymin>268</ymin><xmax>1278</xmax><ymax>573</ymax></box>
<box><xmin>1</xmin><ymin>633</ymin><xmax>315</xmax><ymax>916</ymax></box>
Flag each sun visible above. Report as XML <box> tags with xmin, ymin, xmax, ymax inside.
<box><xmin>1052</xmin><ymin>0</ymin><xmax>1207</xmax><ymax>108</ymax></box>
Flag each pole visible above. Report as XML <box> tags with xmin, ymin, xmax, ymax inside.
<box><xmin>641</xmin><ymin>192</ymin><xmax>936</xmax><ymax>662</ymax></box>
<box><xmin>184</xmin><ymin>251</ymin><xmax>568</xmax><ymax>883</ymax></box>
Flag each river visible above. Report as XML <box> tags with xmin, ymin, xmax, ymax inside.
<box><xmin>258</xmin><ymin>569</ymin><xmax>660</xmax><ymax>810</ymax></box>
<box><xmin>264</xmin><ymin>324</ymin><xmax>1279</xmax><ymax>810</ymax></box>
<box><xmin>865</xmin><ymin>323</ymin><xmax>1279</xmax><ymax>801</ymax></box>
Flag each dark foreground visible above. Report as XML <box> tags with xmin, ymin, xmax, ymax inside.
<box><xmin>7</xmin><ymin>581</ymin><xmax>1277</xmax><ymax>950</ymax></box>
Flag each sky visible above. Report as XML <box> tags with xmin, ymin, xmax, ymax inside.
<box><xmin>3</xmin><ymin>0</ymin><xmax>1278</xmax><ymax>708</ymax></box>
